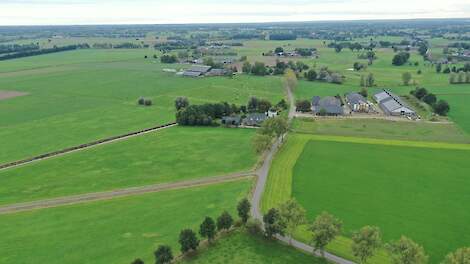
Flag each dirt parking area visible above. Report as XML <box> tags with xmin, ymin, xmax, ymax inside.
<box><xmin>0</xmin><ymin>91</ymin><xmax>29</xmax><ymax>101</ymax></box>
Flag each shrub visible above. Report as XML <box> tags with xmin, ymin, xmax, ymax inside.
<box><xmin>138</xmin><ymin>97</ymin><xmax>145</xmax><ymax>105</ymax></box>
<box><xmin>246</xmin><ymin>218</ymin><xmax>263</xmax><ymax>236</ymax></box>
<box><xmin>144</xmin><ymin>99</ymin><xmax>153</xmax><ymax>106</ymax></box>
<box><xmin>296</xmin><ymin>100</ymin><xmax>311</xmax><ymax>112</ymax></box>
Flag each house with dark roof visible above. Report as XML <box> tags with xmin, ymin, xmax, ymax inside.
<box><xmin>373</xmin><ymin>90</ymin><xmax>416</xmax><ymax>117</ymax></box>
<box><xmin>346</xmin><ymin>92</ymin><xmax>370</xmax><ymax>112</ymax></box>
<box><xmin>221</xmin><ymin>116</ymin><xmax>242</xmax><ymax>127</ymax></box>
<box><xmin>311</xmin><ymin>96</ymin><xmax>344</xmax><ymax>116</ymax></box>
<box><xmin>243</xmin><ymin>113</ymin><xmax>268</xmax><ymax>127</ymax></box>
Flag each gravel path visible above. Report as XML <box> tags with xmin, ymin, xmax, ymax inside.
<box><xmin>0</xmin><ymin>172</ymin><xmax>254</xmax><ymax>215</ymax></box>
<box><xmin>251</xmin><ymin>79</ymin><xmax>356</xmax><ymax>264</ymax></box>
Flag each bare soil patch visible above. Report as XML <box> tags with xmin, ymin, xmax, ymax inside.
<box><xmin>0</xmin><ymin>91</ymin><xmax>29</xmax><ymax>101</ymax></box>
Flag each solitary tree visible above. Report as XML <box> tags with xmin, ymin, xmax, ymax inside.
<box><xmin>253</xmin><ymin>133</ymin><xmax>272</xmax><ymax>153</ymax></box>
<box><xmin>433</xmin><ymin>100</ymin><xmax>450</xmax><ymax>116</ymax></box>
<box><xmin>263</xmin><ymin>208</ymin><xmax>286</xmax><ymax>238</ymax></box>
<box><xmin>259</xmin><ymin>117</ymin><xmax>289</xmax><ymax>138</ymax></box>
<box><xmin>442</xmin><ymin>247</ymin><xmax>470</xmax><ymax>264</ymax></box>
<box><xmin>217</xmin><ymin>211</ymin><xmax>234</xmax><ymax>231</ymax></box>
<box><xmin>175</xmin><ymin>96</ymin><xmax>189</xmax><ymax>111</ymax></box>
<box><xmin>237</xmin><ymin>199</ymin><xmax>251</xmax><ymax>224</ymax></box>
<box><xmin>242</xmin><ymin>61</ymin><xmax>252</xmax><ymax>74</ymax></box>
<box><xmin>296</xmin><ymin>100</ymin><xmax>312</xmax><ymax>112</ymax></box>
<box><xmin>436</xmin><ymin>63</ymin><xmax>442</xmax><ymax>73</ymax></box>
<box><xmin>351</xmin><ymin>226</ymin><xmax>382</xmax><ymax>263</ymax></box>
<box><xmin>154</xmin><ymin>245</ymin><xmax>173</xmax><ymax>264</ymax></box>
<box><xmin>178</xmin><ymin>229</ymin><xmax>199</xmax><ymax>254</ymax></box>
<box><xmin>402</xmin><ymin>72</ymin><xmax>412</xmax><ymax>86</ymax></box>
<box><xmin>367</xmin><ymin>73</ymin><xmax>375</xmax><ymax>87</ymax></box>
<box><xmin>309</xmin><ymin>212</ymin><xmax>343</xmax><ymax>256</ymax></box>
<box><xmin>284</xmin><ymin>69</ymin><xmax>298</xmax><ymax>90</ymax></box>
<box><xmin>305</xmin><ymin>69</ymin><xmax>318</xmax><ymax>81</ymax></box>
<box><xmin>279</xmin><ymin>199</ymin><xmax>307</xmax><ymax>244</ymax></box>
<box><xmin>386</xmin><ymin>236</ymin><xmax>428</xmax><ymax>264</ymax></box>
<box><xmin>199</xmin><ymin>217</ymin><xmax>216</xmax><ymax>243</ymax></box>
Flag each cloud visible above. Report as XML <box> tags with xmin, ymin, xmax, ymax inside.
<box><xmin>0</xmin><ymin>0</ymin><xmax>469</xmax><ymax>25</ymax></box>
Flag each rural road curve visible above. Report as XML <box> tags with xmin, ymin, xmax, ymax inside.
<box><xmin>0</xmin><ymin>172</ymin><xmax>254</xmax><ymax>215</ymax></box>
<box><xmin>251</xmin><ymin>79</ymin><xmax>356</xmax><ymax>264</ymax></box>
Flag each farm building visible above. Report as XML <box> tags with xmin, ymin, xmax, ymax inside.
<box><xmin>182</xmin><ymin>65</ymin><xmax>212</xmax><ymax>77</ymax></box>
<box><xmin>206</xmin><ymin>68</ymin><xmax>228</xmax><ymax>76</ymax></box>
<box><xmin>312</xmin><ymin>96</ymin><xmax>344</xmax><ymax>116</ymax></box>
<box><xmin>243</xmin><ymin>113</ymin><xmax>268</xmax><ymax>126</ymax></box>
<box><xmin>346</xmin><ymin>92</ymin><xmax>370</xmax><ymax>112</ymax></box>
<box><xmin>373</xmin><ymin>90</ymin><xmax>416</xmax><ymax>117</ymax></box>
<box><xmin>221</xmin><ymin>116</ymin><xmax>242</xmax><ymax>126</ymax></box>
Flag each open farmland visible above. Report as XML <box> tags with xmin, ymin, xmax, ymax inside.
<box><xmin>0</xmin><ymin>49</ymin><xmax>283</xmax><ymax>164</ymax></box>
<box><xmin>0</xmin><ymin>126</ymin><xmax>257</xmax><ymax>205</ymax></box>
<box><xmin>0</xmin><ymin>179</ymin><xmax>251</xmax><ymax>264</ymax></box>
<box><xmin>183</xmin><ymin>230</ymin><xmax>327</xmax><ymax>264</ymax></box>
<box><xmin>290</xmin><ymin>136</ymin><xmax>470</xmax><ymax>263</ymax></box>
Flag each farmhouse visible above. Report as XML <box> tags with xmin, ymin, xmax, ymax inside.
<box><xmin>182</xmin><ymin>65</ymin><xmax>212</xmax><ymax>77</ymax></box>
<box><xmin>221</xmin><ymin>116</ymin><xmax>242</xmax><ymax>126</ymax></box>
<box><xmin>374</xmin><ymin>90</ymin><xmax>416</xmax><ymax>117</ymax></box>
<box><xmin>312</xmin><ymin>96</ymin><xmax>344</xmax><ymax>116</ymax></box>
<box><xmin>346</xmin><ymin>92</ymin><xmax>370</xmax><ymax>112</ymax></box>
<box><xmin>243</xmin><ymin>113</ymin><xmax>268</xmax><ymax>126</ymax></box>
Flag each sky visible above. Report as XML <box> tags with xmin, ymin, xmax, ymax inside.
<box><xmin>0</xmin><ymin>0</ymin><xmax>470</xmax><ymax>26</ymax></box>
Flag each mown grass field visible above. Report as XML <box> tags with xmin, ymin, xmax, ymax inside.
<box><xmin>183</xmin><ymin>230</ymin><xmax>327</xmax><ymax>264</ymax></box>
<box><xmin>0</xmin><ymin>126</ymin><xmax>257</xmax><ymax>205</ymax></box>
<box><xmin>291</xmin><ymin>137</ymin><xmax>470</xmax><ymax>263</ymax></box>
<box><xmin>0</xmin><ymin>49</ymin><xmax>283</xmax><ymax>164</ymax></box>
<box><xmin>0</xmin><ymin>179</ymin><xmax>251</xmax><ymax>264</ymax></box>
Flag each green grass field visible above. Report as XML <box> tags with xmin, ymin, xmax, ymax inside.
<box><xmin>0</xmin><ymin>179</ymin><xmax>251</xmax><ymax>264</ymax></box>
<box><xmin>183</xmin><ymin>230</ymin><xmax>327</xmax><ymax>264</ymax></box>
<box><xmin>292</xmin><ymin>138</ymin><xmax>470</xmax><ymax>263</ymax></box>
<box><xmin>0</xmin><ymin>49</ymin><xmax>283</xmax><ymax>164</ymax></box>
<box><xmin>0</xmin><ymin>126</ymin><xmax>257</xmax><ymax>205</ymax></box>
<box><xmin>292</xmin><ymin>118</ymin><xmax>470</xmax><ymax>143</ymax></box>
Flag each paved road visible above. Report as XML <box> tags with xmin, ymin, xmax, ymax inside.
<box><xmin>251</xmin><ymin>79</ymin><xmax>356</xmax><ymax>264</ymax></box>
<box><xmin>0</xmin><ymin>172</ymin><xmax>254</xmax><ymax>215</ymax></box>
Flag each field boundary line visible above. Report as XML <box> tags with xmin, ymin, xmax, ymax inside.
<box><xmin>295</xmin><ymin>133</ymin><xmax>470</xmax><ymax>150</ymax></box>
<box><xmin>0</xmin><ymin>122</ymin><xmax>177</xmax><ymax>171</ymax></box>
<box><xmin>0</xmin><ymin>172</ymin><xmax>254</xmax><ymax>215</ymax></box>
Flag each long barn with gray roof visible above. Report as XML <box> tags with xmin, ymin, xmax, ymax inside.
<box><xmin>373</xmin><ymin>90</ymin><xmax>416</xmax><ymax>117</ymax></box>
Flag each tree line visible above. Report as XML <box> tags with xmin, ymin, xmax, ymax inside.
<box><xmin>0</xmin><ymin>44</ymin><xmax>89</xmax><ymax>61</ymax></box>
<box><xmin>130</xmin><ymin>199</ymin><xmax>252</xmax><ymax>264</ymax></box>
<box><xmin>263</xmin><ymin>198</ymin><xmax>469</xmax><ymax>264</ymax></box>
<box><xmin>0</xmin><ymin>43</ymin><xmax>39</xmax><ymax>55</ymax></box>
<box><xmin>410</xmin><ymin>87</ymin><xmax>450</xmax><ymax>116</ymax></box>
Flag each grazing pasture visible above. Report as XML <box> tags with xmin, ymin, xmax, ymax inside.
<box><xmin>0</xmin><ymin>49</ymin><xmax>283</xmax><ymax>164</ymax></box>
<box><xmin>292</xmin><ymin>137</ymin><xmax>470</xmax><ymax>263</ymax></box>
<box><xmin>184</xmin><ymin>230</ymin><xmax>327</xmax><ymax>264</ymax></box>
<box><xmin>0</xmin><ymin>126</ymin><xmax>257</xmax><ymax>205</ymax></box>
<box><xmin>0</xmin><ymin>179</ymin><xmax>251</xmax><ymax>264</ymax></box>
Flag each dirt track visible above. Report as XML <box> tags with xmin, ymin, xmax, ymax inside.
<box><xmin>0</xmin><ymin>172</ymin><xmax>254</xmax><ymax>215</ymax></box>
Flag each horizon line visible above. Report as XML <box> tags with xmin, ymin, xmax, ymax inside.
<box><xmin>1</xmin><ymin>17</ymin><xmax>470</xmax><ymax>27</ymax></box>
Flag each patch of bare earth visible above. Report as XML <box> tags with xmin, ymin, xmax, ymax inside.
<box><xmin>0</xmin><ymin>91</ymin><xmax>29</xmax><ymax>101</ymax></box>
